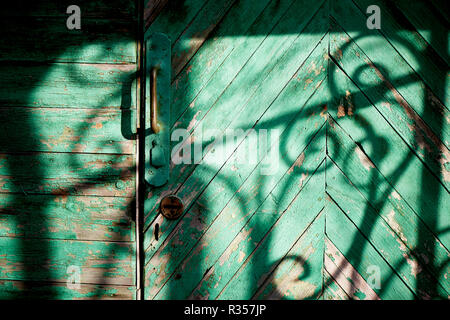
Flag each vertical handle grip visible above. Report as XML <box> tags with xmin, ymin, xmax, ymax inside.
<box><xmin>150</xmin><ymin>66</ymin><xmax>161</xmax><ymax>134</ymax></box>
<box><xmin>144</xmin><ymin>32</ymin><xmax>170</xmax><ymax>187</ymax></box>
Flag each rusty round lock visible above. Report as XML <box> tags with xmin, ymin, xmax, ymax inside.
<box><xmin>160</xmin><ymin>195</ymin><xmax>184</xmax><ymax>220</ymax></box>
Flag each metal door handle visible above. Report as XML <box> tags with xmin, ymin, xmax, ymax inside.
<box><xmin>145</xmin><ymin>32</ymin><xmax>170</xmax><ymax>187</ymax></box>
<box><xmin>151</xmin><ymin>66</ymin><xmax>161</xmax><ymax>134</ymax></box>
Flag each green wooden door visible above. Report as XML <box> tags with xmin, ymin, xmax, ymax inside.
<box><xmin>143</xmin><ymin>0</ymin><xmax>449</xmax><ymax>300</ymax></box>
<box><xmin>0</xmin><ymin>0</ymin><xmax>448</xmax><ymax>300</ymax></box>
<box><xmin>0</xmin><ymin>0</ymin><xmax>139</xmax><ymax>298</ymax></box>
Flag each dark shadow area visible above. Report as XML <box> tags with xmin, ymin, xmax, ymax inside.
<box><xmin>0</xmin><ymin>0</ymin><xmax>138</xmax><ymax>299</ymax></box>
<box><xmin>0</xmin><ymin>0</ymin><xmax>447</xmax><ymax>300</ymax></box>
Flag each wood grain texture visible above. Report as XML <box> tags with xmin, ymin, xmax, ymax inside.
<box><xmin>1</xmin><ymin>0</ymin><xmax>446</xmax><ymax>300</ymax></box>
<box><xmin>0</xmin><ymin>0</ymin><xmax>136</xmax><ymax>18</ymax></box>
<box><xmin>0</xmin><ymin>63</ymin><xmax>137</xmax><ymax>109</ymax></box>
<box><xmin>327</xmin><ymin>160</ymin><xmax>449</xmax><ymax>298</ymax></box>
<box><xmin>327</xmin><ymin>118</ymin><xmax>450</xmax><ymax>297</ymax></box>
<box><xmin>0</xmin><ymin>280</ymin><xmax>135</xmax><ymax>300</ymax></box>
<box><xmin>142</xmin><ymin>0</ymin><xmax>449</xmax><ymax>300</ymax></box>
<box><xmin>0</xmin><ymin>18</ymin><xmax>136</xmax><ymax>63</ymax></box>
<box><xmin>170</xmin><ymin>0</ymin><xmax>278</xmax><ymax>123</ymax></box>
<box><xmin>144</xmin><ymin>30</ymin><xmax>328</xmax><ymax>252</ymax></box>
<box><xmin>0</xmin><ymin>152</ymin><xmax>135</xmax><ymax>196</ymax></box>
<box><xmin>0</xmin><ymin>0</ymin><xmax>138</xmax><ymax>299</ymax></box>
<box><xmin>0</xmin><ymin>193</ymin><xmax>134</xmax><ymax>241</ymax></box>
<box><xmin>253</xmin><ymin>212</ymin><xmax>325</xmax><ymax>300</ymax></box>
<box><xmin>326</xmin><ymin>65</ymin><xmax>450</xmax><ymax>247</ymax></box>
<box><xmin>323</xmin><ymin>237</ymin><xmax>380</xmax><ymax>300</ymax></box>
<box><xmin>178</xmin><ymin>130</ymin><xmax>326</xmax><ymax>300</ymax></box>
<box><xmin>0</xmin><ymin>237</ymin><xmax>135</xmax><ymax>285</ymax></box>
<box><xmin>0</xmin><ymin>107</ymin><xmax>136</xmax><ymax>154</ymax></box>
<box><xmin>143</xmin><ymin>0</ymin><xmax>328</xmax><ymax>235</ymax></box>
<box><xmin>321</xmin><ymin>269</ymin><xmax>350</xmax><ymax>300</ymax></box>
<box><xmin>326</xmin><ymin>196</ymin><xmax>415</xmax><ymax>299</ymax></box>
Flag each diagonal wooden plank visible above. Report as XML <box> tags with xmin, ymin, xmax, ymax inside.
<box><xmin>145</xmin><ymin>0</ymin><xmax>209</xmax><ymax>39</ymax></box>
<box><xmin>145</xmin><ymin>0</ymin><xmax>304</xmax><ymax>231</ymax></box>
<box><xmin>253</xmin><ymin>212</ymin><xmax>325</xmax><ymax>300</ymax></box>
<box><xmin>327</xmin><ymin>117</ymin><xmax>450</xmax><ymax>281</ymax></box>
<box><xmin>144</xmin><ymin>0</ymin><xmax>170</xmax><ymax>28</ymax></box>
<box><xmin>0</xmin><ymin>0</ymin><xmax>136</xmax><ymax>19</ymax></box>
<box><xmin>327</xmin><ymin>158</ymin><xmax>449</xmax><ymax>298</ymax></box>
<box><xmin>171</xmin><ymin>0</ymin><xmax>327</xmax><ymax>142</ymax></box>
<box><xmin>352</xmin><ymin>0</ymin><xmax>449</xmax><ymax>94</ymax></box>
<box><xmin>170</xmin><ymin>0</ymin><xmax>284</xmax><ymax>123</ymax></box>
<box><xmin>331</xmin><ymin>0</ymin><xmax>449</xmax><ymax>108</ymax></box>
<box><xmin>321</xmin><ymin>269</ymin><xmax>351</xmax><ymax>300</ymax></box>
<box><xmin>144</xmin><ymin>39</ymin><xmax>328</xmax><ymax>259</ymax></box>
<box><xmin>170</xmin><ymin>0</ymin><xmax>239</xmax><ymax>77</ymax></box>
<box><xmin>327</xmin><ymin>53</ymin><xmax>450</xmax><ymax>247</ymax></box>
<box><xmin>325</xmin><ymin>193</ymin><xmax>416</xmax><ymax>299</ymax></box>
<box><xmin>329</xmin><ymin>38</ymin><xmax>449</xmax><ymax>193</ymax></box>
<box><xmin>185</xmin><ymin>130</ymin><xmax>326</xmax><ymax>300</ymax></box>
<box><xmin>392</xmin><ymin>0</ymin><xmax>449</xmax><ymax>65</ymax></box>
<box><xmin>330</xmin><ymin>20</ymin><xmax>450</xmax><ymax>179</ymax></box>
<box><xmin>324</xmin><ymin>237</ymin><xmax>380</xmax><ymax>300</ymax></box>
<box><xmin>143</xmin><ymin>1</ymin><xmax>328</xmax><ymax>233</ymax></box>
<box><xmin>217</xmin><ymin>205</ymin><xmax>325</xmax><ymax>299</ymax></box>
<box><xmin>430</xmin><ymin>0</ymin><xmax>450</xmax><ymax>24</ymax></box>
<box><xmin>145</xmin><ymin>80</ymin><xmax>328</xmax><ymax>299</ymax></box>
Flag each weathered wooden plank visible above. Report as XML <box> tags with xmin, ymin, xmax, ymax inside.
<box><xmin>0</xmin><ymin>280</ymin><xmax>135</xmax><ymax>300</ymax></box>
<box><xmin>144</xmin><ymin>38</ymin><xmax>328</xmax><ymax>258</ymax></box>
<box><xmin>145</xmin><ymin>81</ymin><xmax>327</xmax><ymax>299</ymax></box>
<box><xmin>145</xmin><ymin>0</ymin><xmax>209</xmax><ymax>39</ymax></box>
<box><xmin>0</xmin><ymin>107</ymin><xmax>136</xmax><ymax>154</ymax></box>
<box><xmin>352</xmin><ymin>0</ymin><xmax>449</xmax><ymax>94</ymax></box>
<box><xmin>326</xmin><ymin>68</ymin><xmax>450</xmax><ymax>248</ymax></box>
<box><xmin>430</xmin><ymin>0</ymin><xmax>450</xmax><ymax>24</ymax></box>
<box><xmin>171</xmin><ymin>0</ymin><xmax>279</xmax><ymax>123</ymax></box>
<box><xmin>0</xmin><ymin>152</ymin><xmax>135</xmax><ymax>197</ymax></box>
<box><xmin>171</xmin><ymin>131</ymin><xmax>326</xmax><ymax>300</ymax></box>
<box><xmin>331</xmin><ymin>2</ymin><xmax>449</xmax><ymax>124</ymax></box>
<box><xmin>170</xmin><ymin>0</ymin><xmax>238</xmax><ymax>77</ymax></box>
<box><xmin>144</xmin><ymin>1</ymin><xmax>328</xmax><ymax>233</ymax></box>
<box><xmin>0</xmin><ymin>0</ymin><xmax>136</xmax><ymax>18</ymax></box>
<box><xmin>0</xmin><ymin>63</ymin><xmax>137</xmax><ymax>109</ymax></box>
<box><xmin>329</xmin><ymin>44</ymin><xmax>449</xmax><ymax>191</ymax></box>
<box><xmin>0</xmin><ymin>237</ymin><xmax>135</xmax><ymax>285</ymax></box>
<box><xmin>392</xmin><ymin>0</ymin><xmax>449</xmax><ymax>65</ymax></box>
<box><xmin>144</xmin><ymin>0</ymin><xmax>169</xmax><ymax>28</ymax></box>
<box><xmin>324</xmin><ymin>237</ymin><xmax>380</xmax><ymax>300</ymax></box>
<box><xmin>172</xmin><ymin>0</ymin><xmax>326</xmax><ymax>137</ymax></box>
<box><xmin>0</xmin><ymin>193</ymin><xmax>134</xmax><ymax>242</ymax></box>
<box><xmin>325</xmin><ymin>196</ymin><xmax>415</xmax><ymax>299</ymax></box>
<box><xmin>0</xmin><ymin>18</ymin><xmax>136</xmax><ymax>63</ymax></box>
<box><xmin>327</xmin><ymin>160</ymin><xmax>449</xmax><ymax>298</ymax></box>
<box><xmin>252</xmin><ymin>210</ymin><xmax>325</xmax><ymax>300</ymax></box>
<box><xmin>217</xmin><ymin>200</ymin><xmax>325</xmax><ymax>299</ymax></box>
<box><xmin>321</xmin><ymin>269</ymin><xmax>350</xmax><ymax>300</ymax></box>
<box><xmin>327</xmin><ymin>118</ymin><xmax>450</xmax><ymax>294</ymax></box>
